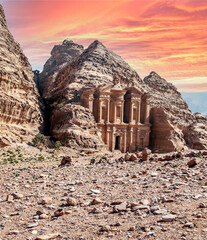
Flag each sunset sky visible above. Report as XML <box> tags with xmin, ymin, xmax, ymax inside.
<box><xmin>1</xmin><ymin>0</ymin><xmax>207</xmax><ymax>92</ymax></box>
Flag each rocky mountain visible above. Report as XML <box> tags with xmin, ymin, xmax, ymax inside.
<box><xmin>39</xmin><ymin>39</ymin><xmax>84</xmax><ymax>99</ymax></box>
<box><xmin>0</xmin><ymin>4</ymin><xmax>43</xmax><ymax>147</ymax></box>
<box><xmin>39</xmin><ymin>39</ymin><xmax>207</xmax><ymax>152</ymax></box>
<box><xmin>143</xmin><ymin>72</ymin><xmax>207</xmax><ymax>151</ymax></box>
<box><xmin>2</xmin><ymin>0</ymin><xmax>204</xmax><ymax>153</ymax></box>
<box><xmin>39</xmin><ymin>40</ymin><xmax>147</xmax><ymax>149</ymax></box>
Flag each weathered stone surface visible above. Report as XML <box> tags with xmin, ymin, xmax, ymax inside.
<box><xmin>39</xmin><ymin>39</ymin><xmax>84</xmax><ymax>98</ymax></box>
<box><xmin>50</xmin><ymin>104</ymin><xmax>103</xmax><ymax>149</ymax></box>
<box><xmin>39</xmin><ymin>40</ymin><xmax>145</xmax><ymax>150</ymax></box>
<box><xmin>144</xmin><ymin>71</ymin><xmax>207</xmax><ymax>152</ymax></box>
<box><xmin>39</xmin><ymin>39</ymin><xmax>207</xmax><ymax>152</ymax></box>
<box><xmin>0</xmin><ymin>4</ymin><xmax>43</xmax><ymax>147</ymax></box>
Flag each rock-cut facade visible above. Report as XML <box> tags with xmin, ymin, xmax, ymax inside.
<box><xmin>81</xmin><ymin>84</ymin><xmax>151</xmax><ymax>152</ymax></box>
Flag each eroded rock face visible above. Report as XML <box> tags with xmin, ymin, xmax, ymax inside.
<box><xmin>144</xmin><ymin>72</ymin><xmax>207</xmax><ymax>152</ymax></box>
<box><xmin>0</xmin><ymin>4</ymin><xmax>43</xmax><ymax>147</ymax></box>
<box><xmin>40</xmin><ymin>39</ymin><xmax>207</xmax><ymax>152</ymax></box>
<box><xmin>39</xmin><ymin>39</ymin><xmax>84</xmax><ymax>98</ymax></box>
<box><xmin>40</xmin><ymin>40</ymin><xmax>145</xmax><ymax>149</ymax></box>
<box><xmin>50</xmin><ymin>104</ymin><xmax>103</xmax><ymax>149</ymax></box>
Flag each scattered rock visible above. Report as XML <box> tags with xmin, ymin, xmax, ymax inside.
<box><xmin>187</xmin><ymin>158</ymin><xmax>198</xmax><ymax>168</ymax></box>
<box><xmin>36</xmin><ymin>233</ymin><xmax>59</xmax><ymax>240</ymax></box>
<box><xmin>67</xmin><ymin>197</ymin><xmax>77</xmax><ymax>206</ymax></box>
<box><xmin>91</xmin><ymin>198</ymin><xmax>102</xmax><ymax>205</ymax></box>
<box><xmin>27</xmin><ymin>222</ymin><xmax>39</xmax><ymax>228</ymax></box>
<box><xmin>60</xmin><ymin>156</ymin><xmax>72</xmax><ymax>166</ymax></box>
<box><xmin>41</xmin><ymin>197</ymin><xmax>52</xmax><ymax>205</ymax></box>
<box><xmin>161</xmin><ymin>214</ymin><xmax>177</xmax><ymax>222</ymax></box>
<box><xmin>113</xmin><ymin>202</ymin><xmax>127</xmax><ymax>213</ymax></box>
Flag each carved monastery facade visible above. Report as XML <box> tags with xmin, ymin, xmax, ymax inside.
<box><xmin>81</xmin><ymin>85</ymin><xmax>151</xmax><ymax>152</ymax></box>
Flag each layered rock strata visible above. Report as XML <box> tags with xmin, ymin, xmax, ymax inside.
<box><xmin>39</xmin><ymin>40</ymin><xmax>146</xmax><ymax>149</ymax></box>
<box><xmin>144</xmin><ymin>72</ymin><xmax>207</xmax><ymax>151</ymax></box>
<box><xmin>40</xmin><ymin>39</ymin><xmax>207</xmax><ymax>152</ymax></box>
<box><xmin>39</xmin><ymin>39</ymin><xmax>84</xmax><ymax>98</ymax></box>
<box><xmin>0</xmin><ymin>4</ymin><xmax>43</xmax><ymax>147</ymax></box>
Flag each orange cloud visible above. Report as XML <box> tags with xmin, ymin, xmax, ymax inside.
<box><xmin>1</xmin><ymin>0</ymin><xmax>207</xmax><ymax>93</ymax></box>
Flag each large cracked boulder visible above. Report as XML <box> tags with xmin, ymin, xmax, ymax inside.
<box><xmin>0</xmin><ymin>4</ymin><xmax>43</xmax><ymax>147</ymax></box>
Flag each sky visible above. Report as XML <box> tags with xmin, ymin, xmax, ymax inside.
<box><xmin>1</xmin><ymin>0</ymin><xmax>207</xmax><ymax>93</ymax></box>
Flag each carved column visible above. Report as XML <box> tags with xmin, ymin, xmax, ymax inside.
<box><xmin>144</xmin><ymin>100</ymin><xmax>150</xmax><ymax>124</ymax></box>
<box><xmin>111</xmin><ymin>127</ymin><xmax>115</xmax><ymax>151</ymax></box>
<box><xmin>136</xmin><ymin>101</ymin><xmax>140</xmax><ymax>124</ymax></box>
<box><xmin>99</xmin><ymin>100</ymin><xmax>102</xmax><ymax>123</ymax></box>
<box><xmin>136</xmin><ymin>129</ymin><xmax>140</xmax><ymax>151</ymax></box>
<box><xmin>128</xmin><ymin>127</ymin><xmax>133</xmax><ymax>151</ymax></box>
<box><xmin>105</xmin><ymin>126</ymin><xmax>110</xmax><ymax>146</ymax></box>
<box><xmin>107</xmin><ymin>99</ymin><xmax>110</xmax><ymax>123</ymax></box>
<box><xmin>129</xmin><ymin>102</ymin><xmax>134</xmax><ymax>124</ymax></box>
<box><xmin>113</xmin><ymin>102</ymin><xmax>117</xmax><ymax>123</ymax></box>
<box><xmin>88</xmin><ymin>94</ymin><xmax>94</xmax><ymax>112</ymax></box>
<box><xmin>120</xmin><ymin>101</ymin><xmax>124</xmax><ymax>123</ymax></box>
<box><xmin>123</xmin><ymin>130</ymin><xmax>127</xmax><ymax>153</ymax></box>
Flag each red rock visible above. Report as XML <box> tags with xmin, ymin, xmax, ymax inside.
<box><xmin>142</xmin><ymin>148</ymin><xmax>151</xmax><ymax>161</ymax></box>
<box><xmin>187</xmin><ymin>158</ymin><xmax>197</xmax><ymax>168</ymax></box>
<box><xmin>60</xmin><ymin>156</ymin><xmax>72</xmax><ymax>166</ymax></box>
<box><xmin>124</xmin><ymin>153</ymin><xmax>131</xmax><ymax>161</ymax></box>
<box><xmin>165</xmin><ymin>155</ymin><xmax>172</xmax><ymax>161</ymax></box>
<box><xmin>130</xmin><ymin>154</ymin><xmax>137</xmax><ymax>161</ymax></box>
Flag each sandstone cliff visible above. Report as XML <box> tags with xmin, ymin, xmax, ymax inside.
<box><xmin>40</xmin><ymin>39</ymin><xmax>207</xmax><ymax>152</ymax></box>
<box><xmin>144</xmin><ymin>72</ymin><xmax>207</xmax><ymax>151</ymax></box>
<box><xmin>39</xmin><ymin>39</ymin><xmax>84</xmax><ymax>99</ymax></box>
<box><xmin>0</xmin><ymin>4</ymin><xmax>43</xmax><ymax>147</ymax></box>
<box><xmin>39</xmin><ymin>40</ymin><xmax>146</xmax><ymax>149</ymax></box>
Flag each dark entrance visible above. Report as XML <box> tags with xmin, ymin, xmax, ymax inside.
<box><xmin>115</xmin><ymin>136</ymin><xmax>120</xmax><ymax>150</ymax></box>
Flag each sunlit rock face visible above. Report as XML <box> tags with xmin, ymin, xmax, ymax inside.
<box><xmin>0</xmin><ymin>4</ymin><xmax>43</xmax><ymax>147</ymax></box>
<box><xmin>40</xmin><ymin>40</ymin><xmax>146</xmax><ymax>150</ymax></box>
<box><xmin>39</xmin><ymin>40</ymin><xmax>207</xmax><ymax>152</ymax></box>
<box><xmin>38</xmin><ymin>39</ymin><xmax>85</xmax><ymax>99</ymax></box>
<box><xmin>144</xmin><ymin>72</ymin><xmax>207</xmax><ymax>152</ymax></box>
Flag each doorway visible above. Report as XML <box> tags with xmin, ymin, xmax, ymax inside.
<box><xmin>115</xmin><ymin>136</ymin><xmax>120</xmax><ymax>150</ymax></box>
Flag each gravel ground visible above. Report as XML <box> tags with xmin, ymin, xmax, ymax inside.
<box><xmin>0</xmin><ymin>145</ymin><xmax>206</xmax><ymax>240</ymax></box>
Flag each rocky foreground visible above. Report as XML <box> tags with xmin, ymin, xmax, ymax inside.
<box><xmin>0</xmin><ymin>146</ymin><xmax>206</xmax><ymax>240</ymax></box>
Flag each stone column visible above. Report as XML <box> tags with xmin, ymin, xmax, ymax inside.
<box><xmin>144</xmin><ymin>100</ymin><xmax>150</xmax><ymax>124</ymax></box>
<box><xmin>145</xmin><ymin>130</ymin><xmax>150</xmax><ymax>146</ymax></box>
<box><xmin>111</xmin><ymin>127</ymin><xmax>115</xmax><ymax>151</ymax></box>
<box><xmin>136</xmin><ymin>101</ymin><xmax>140</xmax><ymax>124</ymax></box>
<box><xmin>106</xmin><ymin>99</ymin><xmax>110</xmax><ymax>123</ymax></box>
<box><xmin>129</xmin><ymin>102</ymin><xmax>134</xmax><ymax>124</ymax></box>
<box><xmin>128</xmin><ymin>127</ymin><xmax>133</xmax><ymax>151</ymax></box>
<box><xmin>99</xmin><ymin>100</ymin><xmax>102</xmax><ymax>123</ymax></box>
<box><xmin>88</xmin><ymin>94</ymin><xmax>94</xmax><ymax>112</ymax></box>
<box><xmin>136</xmin><ymin>129</ymin><xmax>140</xmax><ymax>151</ymax></box>
<box><xmin>123</xmin><ymin>130</ymin><xmax>127</xmax><ymax>153</ymax></box>
<box><xmin>120</xmin><ymin>101</ymin><xmax>124</xmax><ymax>123</ymax></box>
<box><xmin>113</xmin><ymin>102</ymin><xmax>117</xmax><ymax>123</ymax></box>
<box><xmin>105</xmin><ymin>127</ymin><xmax>110</xmax><ymax>146</ymax></box>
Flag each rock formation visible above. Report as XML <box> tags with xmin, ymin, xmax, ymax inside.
<box><xmin>0</xmin><ymin>4</ymin><xmax>43</xmax><ymax>147</ymax></box>
<box><xmin>39</xmin><ymin>39</ymin><xmax>207</xmax><ymax>152</ymax></box>
<box><xmin>39</xmin><ymin>39</ymin><xmax>84</xmax><ymax>98</ymax></box>
<box><xmin>39</xmin><ymin>40</ymin><xmax>147</xmax><ymax>149</ymax></box>
<box><xmin>144</xmin><ymin>72</ymin><xmax>207</xmax><ymax>151</ymax></box>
